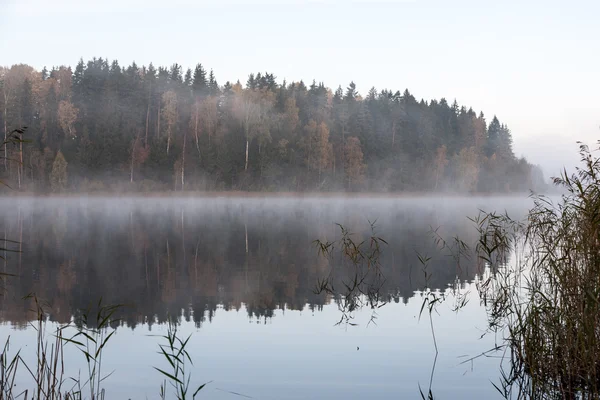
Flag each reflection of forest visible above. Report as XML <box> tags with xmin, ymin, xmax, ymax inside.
<box><xmin>0</xmin><ymin>197</ymin><xmax>528</xmax><ymax>329</ymax></box>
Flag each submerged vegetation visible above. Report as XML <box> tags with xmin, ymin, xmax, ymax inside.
<box><xmin>0</xmin><ymin>61</ymin><xmax>545</xmax><ymax>193</ymax></box>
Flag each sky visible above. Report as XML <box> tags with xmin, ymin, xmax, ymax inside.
<box><xmin>1</xmin><ymin>0</ymin><xmax>598</xmax><ymax>177</ymax></box>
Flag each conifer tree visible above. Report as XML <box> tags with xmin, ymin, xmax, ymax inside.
<box><xmin>192</xmin><ymin>63</ymin><xmax>207</xmax><ymax>96</ymax></box>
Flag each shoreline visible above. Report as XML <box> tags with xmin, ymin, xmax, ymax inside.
<box><xmin>0</xmin><ymin>190</ymin><xmax>542</xmax><ymax>199</ymax></box>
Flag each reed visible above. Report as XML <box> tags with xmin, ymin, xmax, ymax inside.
<box><xmin>0</xmin><ymin>297</ymin><xmax>207</xmax><ymax>399</ymax></box>
<box><xmin>475</xmin><ymin>142</ymin><xmax>600</xmax><ymax>399</ymax></box>
<box><xmin>152</xmin><ymin>318</ymin><xmax>208</xmax><ymax>400</ymax></box>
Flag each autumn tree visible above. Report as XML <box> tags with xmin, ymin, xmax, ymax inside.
<box><xmin>58</xmin><ymin>100</ymin><xmax>78</xmax><ymax>138</ymax></box>
<box><xmin>190</xmin><ymin>96</ymin><xmax>219</xmax><ymax>157</ymax></box>
<box><xmin>282</xmin><ymin>97</ymin><xmax>300</xmax><ymax>135</ymax></box>
<box><xmin>343</xmin><ymin>136</ymin><xmax>365</xmax><ymax>189</ymax></box>
<box><xmin>234</xmin><ymin>89</ymin><xmax>259</xmax><ymax>172</ymax></box>
<box><xmin>50</xmin><ymin>150</ymin><xmax>68</xmax><ymax>192</ymax></box>
<box><xmin>233</xmin><ymin>88</ymin><xmax>274</xmax><ymax>172</ymax></box>
<box><xmin>304</xmin><ymin>120</ymin><xmax>333</xmax><ymax>183</ymax></box>
<box><xmin>52</xmin><ymin>66</ymin><xmax>72</xmax><ymax>100</ymax></box>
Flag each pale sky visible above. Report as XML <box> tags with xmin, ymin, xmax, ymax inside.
<box><xmin>1</xmin><ymin>0</ymin><xmax>598</xmax><ymax>177</ymax></box>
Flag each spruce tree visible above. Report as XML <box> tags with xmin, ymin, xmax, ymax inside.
<box><xmin>192</xmin><ymin>63</ymin><xmax>207</xmax><ymax>96</ymax></box>
<box><xmin>344</xmin><ymin>81</ymin><xmax>357</xmax><ymax>101</ymax></box>
<box><xmin>169</xmin><ymin>63</ymin><xmax>182</xmax><ymax>83</ymax></box>
<box><xmin>246</xmin><ymin>73</ymin><xmax>256</xmax><ymax>90</ymax></box>
<box><xmin>497</xmin><ymin>123</ymin><xmax>514</xmax><ymax>160</ymax></box>
<box><xmin>486</xmin><ymin>116</ymin><xmax>501</xmax><ymax>157</ymax></box>
<box><xmin>208</xmin><ymin>70</ymin><xmax>219</xmax><ymax>96</ymax></box>
<box><xmin>333</xmin><ymin>86</ymin><xmax>343</xmax><ymax>103</ymax></box>
<box><xmin>184</xmin><ymin>68</ymin><xmax>192</xmax><ymax>87</ymax></box>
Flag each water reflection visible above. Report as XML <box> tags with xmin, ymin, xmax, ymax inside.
<box><xmin>0</xmin><ymin>196</ymin><xmax>529</xmax><ymax>330</ymax></box>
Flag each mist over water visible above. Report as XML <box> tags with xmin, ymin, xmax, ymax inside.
<box><xmin>0</xmin><ymin>195</ymin><xmax>533</xmax><ymax>398</ymax></box>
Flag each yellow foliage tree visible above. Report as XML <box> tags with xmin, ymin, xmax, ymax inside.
<box><xmin>50</xmin><ymin>150</ymin><xmax>68</xmax><ymax>192</ymax></box>
<box><xmin>304</xmin><ymin>120</ymin><xmax>333</xmax><ymax>182</ymax></box>
<box><xmin>58</xmin><ymin>100</ymin><xmax>78</xmax><ymax>138</ymax></box>
<box><xmin>344</xmin><ymin>136</ymin><xmax>366</xmax><ymax>189</ymax></box>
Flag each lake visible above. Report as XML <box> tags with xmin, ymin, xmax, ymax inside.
<box><xmin>0</xmin><ymin>195</ymin><xmax>533</xmax><ymax>399</ymax></box>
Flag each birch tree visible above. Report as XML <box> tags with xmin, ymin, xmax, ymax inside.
<box><xmin>161</xmin><ymin>90</ymin><xmax>178</xmax><ymax>155</ymax></box>
<box><xmin>58</xmin><ymin>100</ymin><xmax>78</xmax><ymax>138</ymax></box>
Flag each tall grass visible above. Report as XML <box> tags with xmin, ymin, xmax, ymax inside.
<box><xmin>1</xmin><ymin>295</ymin><xmax>73</xmax><ymax>400</ymax></box>
<box><xmin>152</xmin><ymin>318</ymin><xmax>208</xmax><ymax>400</ymax></box>
<box><xmin>0</xmin><ymin>295</ymin><xmax>121</xmax><ymax>400</ymax></box>
<box><xmin>475</xmin><ymin>142</ymin><xmax>600</xmax><ymax>399</ymax></box>
<box><xmin>0</xmin><ymin>297</ymin><xmax>207</xmax><ymax>399</ymax></box>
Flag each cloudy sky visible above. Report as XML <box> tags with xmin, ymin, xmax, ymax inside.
<box><xmin>1</xmin><ymin>0</ymin><xmax>598</xmax><ymax>177</ymax></box>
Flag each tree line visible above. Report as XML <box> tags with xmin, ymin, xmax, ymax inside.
<box><xmin>0</xmin><ymin>59</ymin><xmax>546</xmax><ymax>193</ymax></box>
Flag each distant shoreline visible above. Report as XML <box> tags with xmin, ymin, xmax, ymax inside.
<box><xmin>0</xmin><ymin>191</ymin><xmax>540</xmax><ymax>199</ymax></box>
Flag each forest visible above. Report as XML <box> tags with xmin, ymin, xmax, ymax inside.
<box><xmin>0</xmin><ymin>59</ymin><xmax>546</xmax><ymax>193</ymax></box>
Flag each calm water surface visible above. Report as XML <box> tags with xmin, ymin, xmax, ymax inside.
<box><xmin>0</xmin><ymin>196</ymin><xmax>532</xmax><ymax>399</ymax></box>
